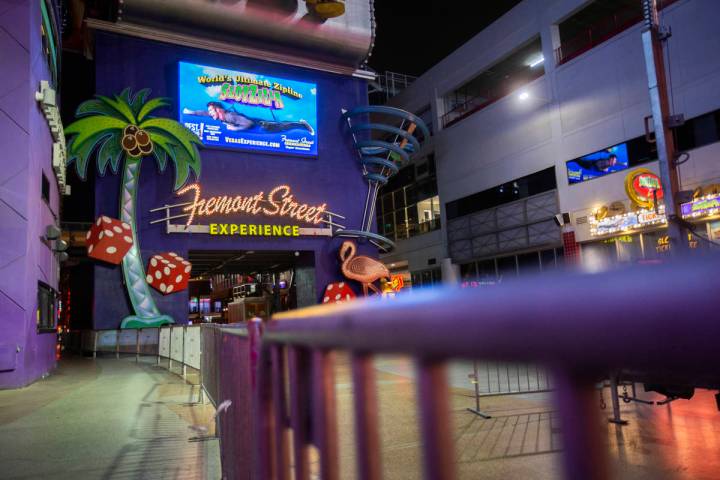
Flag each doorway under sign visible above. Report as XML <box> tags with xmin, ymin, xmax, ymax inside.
<box><xmin>187</xmin><ymin>249</ymin><xmax>315</xmax><ymax>324</ymax></box>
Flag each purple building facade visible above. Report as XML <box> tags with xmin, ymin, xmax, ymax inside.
<box><xmin>91</xmin><ymin>32</ymin><xmax>372</xmax><ymax>330</ymax></box>
<box><xmin>0</xmin><ymin>0</ymin><xmax>61</xmax><ymax>388</ymax></box>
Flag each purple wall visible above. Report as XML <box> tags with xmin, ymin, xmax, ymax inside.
<box><xmin>93</xmin><ymin>32</ymin><xmax>372</xmax><ymax>330</ymax></box>
<box><xmin>0</xmin><ymin>0</ymin><xmax>59</xmax><ymax>388</ymax></box>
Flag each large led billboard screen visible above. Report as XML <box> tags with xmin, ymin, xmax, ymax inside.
<box><xmin>566</xmin><ymin>142</ymin><xmax>629</xmax><ymax>184</ymax></box>
<box><xmin>179</xmin><ymin>61</ymin><xmax>317</xmax><ymax>156</ymax></box>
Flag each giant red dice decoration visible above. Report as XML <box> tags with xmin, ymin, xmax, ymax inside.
<box><xmin>321</xmin><ymin>282</ymin><xmax>356</xmax><ymax>305</ymax></box>
<box><xmin>145</xmin><ymin>252</ymin><xmax>192</xmax><ymax>295</ymax></box>
<box><xmin>86</xmin><ymin>215</ymin><xmax>134</xmax><ymax>264</ymax></box>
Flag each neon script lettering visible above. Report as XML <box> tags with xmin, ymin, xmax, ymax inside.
<box><xmin>176</xmin><ymin>183</ymin><xmax>327</xmax><ymax>226</ymax></box>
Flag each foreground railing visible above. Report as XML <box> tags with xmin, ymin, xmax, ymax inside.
<box><xmin>200</xmin><ymin>256</ymin><xmax>720</xmax><ymax>480</ymax></box>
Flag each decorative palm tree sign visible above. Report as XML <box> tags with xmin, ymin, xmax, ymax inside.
<box><xmin>65</xmin><ymin>88</ymin><xmax>202</xmax><ymax>329</ymax></box>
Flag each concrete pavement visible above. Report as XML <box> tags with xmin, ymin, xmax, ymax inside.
<box><xmin>0</xmin><ymin>356</ymin><xmax>219</xmax><ymax>480</ymax></box>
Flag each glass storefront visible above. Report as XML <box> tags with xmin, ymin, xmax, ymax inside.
<box><xmin>460</xmin><ymin>247</ymin><xmax>564</xmax><ymax>285</ymax></box>
<box><xmin>582</xmin><ymin>228</ymin><xmax>710</xmax><ymax>272</ymax></box>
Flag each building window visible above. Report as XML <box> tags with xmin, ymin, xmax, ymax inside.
<box><xmin>37</xmin><ymin>282</ymin><xmax>57</xmax><ymax>332</ymax></box>
<box><xmin>445</xmin><ymin>167</ymin><xmax>556</xmax><ymax>221</ymax></box>
<box><xmin>441</xmin><ymin>36</ymin><xmax>544</xmax><ymax>128</ymax></box>
<box><xmin>460</xmin><ymin>247</ymin><xmax>565</xmax><ymax>285</ymax></box>
<box><xmin>42</xmin><ymin>172</ymin><xmax>50</xmax><ymax>203</ymax></box>
<box><xmin>376</xmin><ymin>161</ymin><xmax>441</xmax><ymax>242</ymax></box>
<box><xmin>675</xmin><ymin>108</ymin><xmax>720</xmax><ymax>152</ymax></box>
<box><xmin>555</xmin><ymin>0</ymin><xmax>680</xmax><ymax>65</ymax></box>
<box><xmin>411</xmin><ymin>267</ymin><xmax>442</xmax><ymax>288</ymax></box>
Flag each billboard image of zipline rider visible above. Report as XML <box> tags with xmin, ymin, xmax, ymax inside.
<box><xmin>179</xmin><ymin>61</ymin><xmax>318</xmax><ymax>156</ymax></box>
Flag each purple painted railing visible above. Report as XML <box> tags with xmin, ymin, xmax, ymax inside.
<box><xmin>201</xmin><ymin>256</ymin><xmax>720</xmax><ymax>480</ymax></box>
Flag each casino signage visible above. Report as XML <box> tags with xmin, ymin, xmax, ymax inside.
<box><xmin>624</xmin><ymin>168</ymin><xmax>664</xmax><ymax>209</ymax></box>
<box><xmin>681</xmin><ymin>193</ymin><xmax>720</xmax><ymax>219</ymax></box>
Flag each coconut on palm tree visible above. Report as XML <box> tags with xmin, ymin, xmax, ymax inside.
<box><xmin>65</xmin><ymin>88</ymin><xmax>202</xmax><ymax>329</ymax></box>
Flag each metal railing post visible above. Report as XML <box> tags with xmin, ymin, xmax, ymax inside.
<box><xmin>136</xmin><ymin>329</ymin><xmax>140</xmax><ymax>363</ymax></box>
<box><xmin>93</xmin><ymin>331</ymin><xmax>97</xmax><ymax>359</ymax></box>
<box><xmin>555</xmin><ymin>371</ymin><xmax>609</xmax><ymax>480</ymax></box>
<box><xmin>115</xmin><ymin>330</ymin><xmax>120</xmax><ymax>359</ymax></box>
<box><xmin>467</xmin><ymin>360</ymin><xmax>491</xmax><ymax>418</ymax></box>
<box><xmin>168</xmin><ymin>326</ymin><xmax>173</xmax><ymax>372</ymax></box>
<box><xmin>608</xmin><ymin>374</ymin><xmax>628</xmax><ymax>425</ymax></box>
<box><xmin>182</xmin><ymin>326</ymin><xmax>187</xmax><ymax>379</ymax></box>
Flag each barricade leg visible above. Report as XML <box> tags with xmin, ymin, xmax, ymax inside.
<box><xmin>609</xmin><ymin>374</ymin><xmax>628</xmax><ymax>425</ymax></box>
<box><xmin>467</xmin><ymin>360</ymin><xmax>491</xmax><ymax>418</ymax></box>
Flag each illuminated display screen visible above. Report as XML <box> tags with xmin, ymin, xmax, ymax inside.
<box><xmin>566</xmin><ymin>143</ymin><xmax>629</xmax><ymax>184</ymax></box>
<box><xmin>179</xmin><ymin>61</ymin><xmax>317</xmax><ymax>156</ymax></box>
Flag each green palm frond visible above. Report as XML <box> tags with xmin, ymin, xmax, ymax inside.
<box><xmin>121</xmin><ymin>88</ymin><xmax>152</xmax><ymax>117</ymax></box>
<box><xmin>96</xmin><ymin>95</ymin><xmax>136</xmax><ymax>124</ymax></box>
<box><xmin>137</xmin><ymin>97</ymin><xmax>171</xmax><ymax>123</ymax></box>
<box><xmin>76</xmin><ymin>99</ymin><xmax>129</xmax><ymax>121</ymax></box>
<box><xmin>65</xmin><ymin>115</ymin><xmax>127</xmax><ymax>146</ymax></box>
<box><xmin>145</xmin><ymin>126</ymin><xmax>202</xmax><ymax>190</ymax></box>
<box><xmin>97</xmin><ymin>132</ymin><xmax>123</xmax><ymax>175</ymax></box>
<box><xmin>65</xmin><ymin>114</ymin><xmax>127</xmax><ymax>178</ymax></box>
<box><xmin>66</xmin><ymin>131</ymin><xmax>114</xmax><ymax>179</ymax></box>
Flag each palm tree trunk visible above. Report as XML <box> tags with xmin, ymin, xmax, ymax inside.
<box><xmin>119</xmin><ymin>156</ymin><xmax>173</xmax><ymax>329</ymax></box>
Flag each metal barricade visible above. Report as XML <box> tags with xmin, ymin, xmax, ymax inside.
<box><xmin>467</xmin><ymin>361</ymin><xmax>552</xmax><ymax>417</ymax></box>
<box><xmin>199</xmin><ymin>257</ymin><xmax>720</xmax><ymax>480</ymax></box>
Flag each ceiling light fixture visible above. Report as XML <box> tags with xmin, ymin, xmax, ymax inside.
<box><xmin>518</xmin><ymin>91</ymin><xmax>530</xmax><ymax>101</ymax></box>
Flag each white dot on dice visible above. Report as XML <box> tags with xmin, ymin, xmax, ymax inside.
<box><xmin>146</xmin><ymin>275</ymin><xmax>153</xmax><ymax>283</ymax></box>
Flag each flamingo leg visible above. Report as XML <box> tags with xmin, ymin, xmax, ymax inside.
<box><xmin>362</xmin><ymin>283</ymin><xmax>369</xmax><ymax>297</ymax></box>
<box><xmin>367</xmin><ymin>282</ymin><xmax>381</xmax><ymax>295</ymax></box>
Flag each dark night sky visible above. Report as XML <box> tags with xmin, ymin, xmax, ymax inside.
<box><xmin>369</xmin><ymin>0</ymin><xmax>523</xmax><ymax>76</ymax></box>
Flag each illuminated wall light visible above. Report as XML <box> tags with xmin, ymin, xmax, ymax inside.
<box><xmin>518</xmin><ymin>91</ymin><xmax>530</xmax><ymax>101</ymax></box>
<box><xmin>529</xmin><ymin>56</ymin><xmax>545</xmax><ymax>68</ymax></box>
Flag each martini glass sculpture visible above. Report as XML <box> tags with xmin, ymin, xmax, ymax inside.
<box><xmin>338</xmin><ymin>106</ymin><xmax>431</xmax><ymax>252</ymax></box>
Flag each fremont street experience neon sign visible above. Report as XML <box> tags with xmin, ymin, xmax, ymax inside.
<box><xmin>175</xmin><ymin>183</ymin><xmax>328</xmax><ymax>227</ymax></box>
